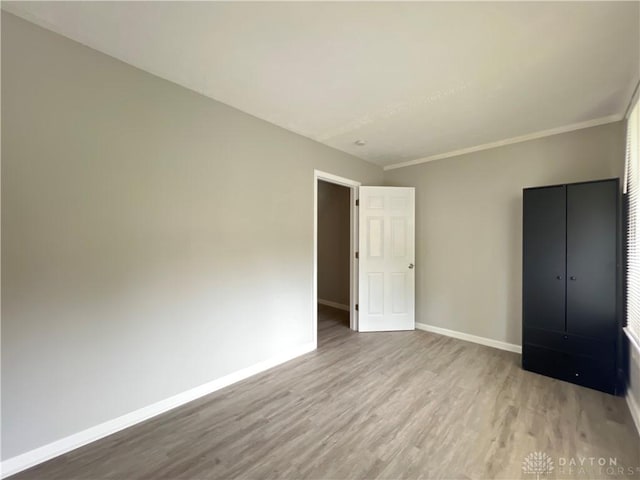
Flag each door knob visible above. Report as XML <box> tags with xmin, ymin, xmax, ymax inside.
<box><xmin>408</xmin><ymin>263</ymin><xmax>414</xmax><ymax>269</ymax></box>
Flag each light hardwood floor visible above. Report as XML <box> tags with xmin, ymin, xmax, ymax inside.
<box><xmin>11</xmin><ymin>305</ymin><xmax>640</xmax><ymax>479</ymax></box>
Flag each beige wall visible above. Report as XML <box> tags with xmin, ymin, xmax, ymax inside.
<box><xmin>385</xmin><ymin>121</ymin><xmax>626</xmax><ymax>346</ymax></box>
<box><xmin>1</xmin><ymin>13</ymin><xmax>383</xmax><ymax>460</ymax></box>
<box><xmin>629</xmin><ymin>342</ymin><xmax>640</xmax><ymax>432</ymax></box>
<box><xmin>317</xmin><ymin>181</ymin><xmax>351</xmax><ymax>307</ymax></box>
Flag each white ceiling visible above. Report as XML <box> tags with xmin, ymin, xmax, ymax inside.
<box><xmin>3</xmin><ymin>1</ymin><xmax>639</xmax><ymax>168</ymax></box>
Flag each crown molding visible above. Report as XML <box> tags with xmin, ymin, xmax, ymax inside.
<box><xmin>625</xmin><ymin>80</ymin><xmax>640</xmax><ymax>119</ymax></box>
<box><xmin>384</xmin><ymin>114</ymin><xmax>624</xmax><ymax>171</ymax></box>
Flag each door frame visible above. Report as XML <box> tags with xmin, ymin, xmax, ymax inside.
<box><xmin>313</xmin><ymin>170</ymin><xmax>361</xmax><ymax>347</ymax></box>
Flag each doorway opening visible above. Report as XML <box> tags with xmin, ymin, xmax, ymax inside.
<box><xmin>313</xmin><ymin>170</ymin><xmax>360</xmax><ymax>347</ymax></box>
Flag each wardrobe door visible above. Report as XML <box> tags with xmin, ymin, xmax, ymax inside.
<box><xmin>566</xmin><ymin>181</ymin><xmax>617</xmax><ymax>339</ymax></box>
<box><xmin>523</xmin><ymin>186</ymin><xmax>567</xmax><ymax>332</ymax></box>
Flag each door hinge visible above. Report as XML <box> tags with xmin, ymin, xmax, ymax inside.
<box><xmin>355</xmin><ymin>304</ymin><xmax>359</xmax><ymax>311</ymax></box>
<box><xmin>355</xmin><ymin>199</ymin><xmax>359</xmax><ymax>206</ymax></box>
<box><xmin>355</xmin><ymin>251</ymin><xmax>359</xmax><ymax>259</ymax></box>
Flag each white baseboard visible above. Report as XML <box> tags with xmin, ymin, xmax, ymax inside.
<box><xmin>627</xmin><ymin>389</ymin><xmax>640</xmax><ymax>437</ymax></box>
<box><xmin>0</xmin><ymin>342</ymin><xmax>316</xmax><ymax>479</ymax></box>
<box><xmin>415</xmin><ymin>322</ymin><xmax>522</xmax><ymax>354</ymax></box>
<box><xmin>318</xmin><ymin>299</ymin><xmax>349</xmax><ymax>311</ymax></box>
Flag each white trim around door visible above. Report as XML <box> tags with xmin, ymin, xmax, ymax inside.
<box><xmin>313</xmin><ymin>170</ymin><xmax>361</xmax><ymax>346</ymax></box>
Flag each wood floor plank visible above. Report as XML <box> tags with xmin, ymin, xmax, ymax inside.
<box><xmin>9</xmin><ymin>305</ymin><xmax>640</xmax><ymax>479</ymax></box>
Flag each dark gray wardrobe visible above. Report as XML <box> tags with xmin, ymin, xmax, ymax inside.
<box><xmin>522</xmin><ymin>179</ymin><xmax>621</xmax><ymax>394</ymax></box>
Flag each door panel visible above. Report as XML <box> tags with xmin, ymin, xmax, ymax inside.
<box><xmin>359</xmin><ymin>187</ymin><xmax>415</xmax><ymax>331</ymax></box>
<box><xmin>523</xmin><ymin>186</ymin><xmax>567</xmax><ymax>333</ymax></box>
<box><xmin>566</xmin><ymin>181</ymin><xmax>617</xmax><ymax>339</ymax></box>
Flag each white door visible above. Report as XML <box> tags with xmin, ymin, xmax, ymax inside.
<box><xmin>358</xmin><ymin>187</ymin><xmax>415</xmax><ymax>332</ymax></box>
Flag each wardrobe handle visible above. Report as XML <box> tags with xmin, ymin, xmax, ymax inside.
<box><xmin>556</xmin><ymin>275</ymin><xmax>563</xmax><ymax>280</ymax></box>
<box><xmin>570</xmin><ymin>276</ymin><xmax>576</xmax><ymax>281</ymax></box>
